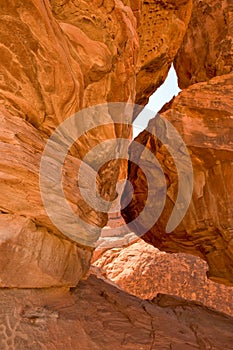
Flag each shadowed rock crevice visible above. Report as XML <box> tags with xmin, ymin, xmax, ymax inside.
<box><xmin>0</xmin><ymin>1</ymin><xmax>233</xmax><ymax>347</ymax></box>
<box><xmin>122</xmin><ymin>74</ymin><xmax>233</xmax><ymax>285</ymax></box>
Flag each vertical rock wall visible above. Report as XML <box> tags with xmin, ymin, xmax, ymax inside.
<box><xmin>122</xmin><ymin>1</ymin><xmax>233</xmax><ymax>285</ymax></box>
<box><xmin>0</xmin><ymin>0</ymin><xmax>194</xmax><ymax>287</ymax></box>
<box><xmin>0</xmin><ymin>0</ymin><xmax>138</xmax><ymax>287</ymax></box>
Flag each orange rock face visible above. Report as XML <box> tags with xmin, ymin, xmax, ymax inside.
<box><xmin>136</xmin><ymin>0</ymin><xmax>192</xmax><ymax>106</ymax></box>
<box><xmin>174</xmin><ymin>0</ymin><xmax>233</xmax><ymax>88</ymax></box>
<box><xmin>0</xmin><ymin>0</ymin><xmax>233</xmax><ymax>347</ymax></box>
<box><xmin>0</xmin><ymin>214</ymin><xmax>91</xmax><ymax>288</ymax></box>
<box><xmin>0</xmin><ymin>0</ymin><xmax>197</xmax><ymax>287</ymax></box>
<box><xmin>0</xmin><ymin>274</ymin><xmax>232</xmax><ymax>350</ymax></box>
<box><xmin>122</xmin><ymin>73</ymin><xmax>233</xmax><ymax>285</ymax></box>
<box><xmin>0</xmin><ymin>0</ymin><xmax>138</xmax><ymax>286</ymax></box>
<box><xmin>93</xmin><ymin>239</ymin><xmax>233</xmax><ymax>317</ymax></box>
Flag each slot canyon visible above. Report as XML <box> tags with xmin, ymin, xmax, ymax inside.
<box><xmin>0</xmin><ymin>1</ymin><xmax>233</xmax><ymax>349</ymax></box>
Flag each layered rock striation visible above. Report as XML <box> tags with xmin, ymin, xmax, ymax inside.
<box><xmin>122</xmin><ymin>73</ymin><xmax>233</xmax><ymax>285</ymax></box>
<box><xmin>0</xmin><ymin>2</ymin><xmax>232</xmax><ymax>347</ymax></box>
<box><xmin>0</xmin><ymin>0</ymin><xmax>139</xmax><ymax>287</ymax></box>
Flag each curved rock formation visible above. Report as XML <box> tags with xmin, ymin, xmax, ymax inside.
<box><xmin>121</xmin><ymin>0</ymin><xmax>233</xmax><ymax>287</ymax></box>
<box><xmin>0</xmin><ymin>0</ymin><xmax>233</xmax><ymax>347</ymax></box>
<box><xmin>136</xmin><ymin>0</ymin><xmax>192</xmax><ymax>106</ymax></box>
<box><xmin>0</xmin><ymin>0</ymin><xmax>198</xmax><ymax>287</ymax></box>
<box><xmin>93</xmin><ymin>239</ymin><xmax>233</xmax><ymax>317</ymax></box>
<box><xmin>122</xmin><ymin>73</ymin><xmax>233</xmax><ymax>285</ymax></box>
<box><xmin>0</xmin><ymin>0</ymin><xmax>138</xmax><ymax>286</ymax></box>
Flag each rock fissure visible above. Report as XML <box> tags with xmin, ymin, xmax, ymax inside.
<box><xmin>0</xmin><ymin>0</ymin><xmax>233</xmax><ymax>348</ymax></box>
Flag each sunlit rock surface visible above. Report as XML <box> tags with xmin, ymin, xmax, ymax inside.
<box><xmin>122</xmin><ymin>73</ymin><xmax>233</xmax><ymax>285</ymax></box>
<box><xmin>0</xmin><ymin>274</ymin><xmax>232</xmax><ymax>350</ymax></box>
<box><xmin>0</xmin><ymin>0</ymin><xmax>138</xmax><ymax>286</ymax></box>
<box><xmin>93</xmin><ymin>239</ymin><xmax>233</xmax><ymax>317</ymax></box>
<box><xmin>174</xmin><ymin>0</ymin><xmax>233</xmax><ymax>88</ymax></box>
<box><xmin>136</xmin><ymin>0</ymin><xmax>192</xmax><ymax>107</ymax></box>
<box><xmin>0</xmin><ymin>1</ymin><xmax>232</xmax><ymax>346</ymax></box>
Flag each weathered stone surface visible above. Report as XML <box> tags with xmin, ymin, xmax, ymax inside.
<box><xmin>49</xmin><ymin>0</ymin><xmax>138</xmax><ymax>107</ymax></box>
<box><xmin>122</xmin><ymin>73</ymin><xmax>233</xmax><ymax>285</ymax></box>
<box><xmin>0</xmin><ymin>274</ymin><xmax>233</xmax><ymax>350</ymax></box>
<box><xmin>0</xmin><ymin>0</ymin><xmax>138</xmax><ymax>286</ymax></box>
<box><xmin>0</xmin><ymin>110</ymin><xmax>99</xmax><ymax>287</ymax></box>
<box><xmin>0</xmin><ymin>108</ymin><xmax>109</xmax><ymax>231</ymax></box>
<box><xmin>0</xmin><ymin>2</ymin><xmax>233</xmax><ymax>346</ymax></box>
<box><xmin>0</xmin><ymin>214</ymin><xmax>91</xmax><ymax>288</ymax></box>
<box><xmin>175</xmin><ymin>0</ymin><xmax>233</xmax><ymax>88</ymax></box>
<box><xmin>0</xmin><ymin>0</ymin><xmax>233</xmax><ymax>327</ymax></box>
<box><xmin>93</xmin><ymin>239</ymin><xmax>233</xmax><ymax>317</ymax></box>
<box><xmin>136</xmin><ymin>0</ymin><xmax>192</xmax><ymax>107</ymax></box>
<box><xmin>0</xmin><ymin>0</ymin><xmax>137</xmax><ymax>133</ymax></box>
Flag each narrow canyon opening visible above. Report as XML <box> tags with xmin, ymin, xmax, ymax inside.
<box><xmin>1</xmin><ymin>1</ymin><xmax>233</xmax><ymax>348</ymax></box>
<box><xmin>133</xmin><ymin>64</ymin><xmax>181</xmax><ymax>137</ymax></box>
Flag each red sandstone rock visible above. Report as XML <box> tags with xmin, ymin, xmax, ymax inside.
<box><xmin>136</xmin><ymin>0</ymin><xmax>192</xmax><ymax>106</ymax></box>
<box><xmin>0</xmin><ymin>5</ymin><xmax>232</xmax><ymax>342</ymax></box>
<box><xmin>174</xmin><ymin>0</ymin><xmax>233</xmax><ymax>88</ymax></box>
<box><xmin>0</xmin><ymin>0</ymin><xmax>138</xmax><ymax>286</ymax></box>
<box><xmin>122</xmin><ymin>73</ymin><xmax>233</xmax><ymax>286</ymax></box>
<box><xmin>0</xmin><ymin>0</ymin><xmax>233</xmax><ymax>347</ymax></box>
<box><xmin>0</xmin><ymin>214</ymin><xmax>91</xmax><ymax>288</ymax></box>
<box><xmin>0</xmin><ymin>274</ymin><xmax>233</xmax><ymax>350</ymax></box>
<box><xmin>0</xmin><ymin>0</ymin><xmax>193</xmax><ymax>287</ymax></box>
<box><xmin>93</xmin><ymin>239</ymin><xmax>233</xmax><ymax>317</ymax></box>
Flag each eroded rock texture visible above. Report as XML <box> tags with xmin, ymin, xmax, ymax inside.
<box><xmin>0</xmin><ymin>214</ymin><xmax>91</xmax><ymax>288</ymax></box>
<box><xmin>0</xmin><ymin>0</ymin><xmax>233</xmax><ymax>347</ymax></box>
<box><xmin>0</xmin><ymin>0</ymin><xmax>138</xmax><ymax>286</ymax></box>
<box><xmin>0</xmin><ymin>0</ymin><xmax>198</xmax><ymax>287</ymax></box>
<box><xmin>121</xmin><ymin>0</ymin><xmax>233</xmax><ymax>287</ymax></box>
<box><xmin>174</xmin><ymin>0</ymin><xmax>233</xmax><ymax>88</ymax></box>
<box><xmin>93</xmin><ymin>239</ymin><xmax>233</xmax><ymax>317</ymax></box>
<box><xmin>122</xmin><ymin>73</ymin><xmax>233</xmax><ymax>285</ymax></box>
<box><xmin>136</xmin><ymin>0</ymin><xmax>192</xmax><ymax>106</ymax></box>
<box><xmin>0</xmin><ymin>274</ymin><xmax>233</xmax><ymax>350</ymax></box>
